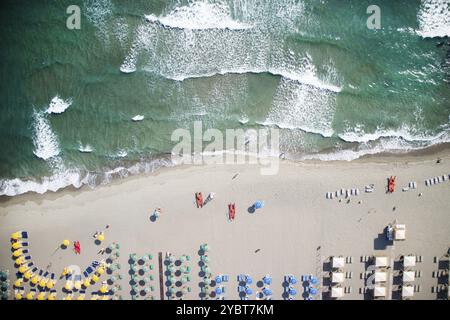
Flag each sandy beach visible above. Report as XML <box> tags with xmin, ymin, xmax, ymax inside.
<box><xmin>1</xmin><ymin>152</ymin><xmax>450</xmax><ymax>300</ymax></box>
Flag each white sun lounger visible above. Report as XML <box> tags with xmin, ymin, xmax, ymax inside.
<box><xmin>442</xmin><ymin>175</ymin><xmax>447</xmax><ymax>181</ymax></box>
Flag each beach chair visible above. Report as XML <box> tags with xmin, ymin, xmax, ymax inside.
<box><xmin>221</xmin><ymin>275</ymin><xmax>229</xmax><ymax>282</ymax></box>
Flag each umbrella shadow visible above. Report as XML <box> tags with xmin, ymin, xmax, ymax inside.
<box><xmin>149</xmin><ymin>215</ymin><xmax>157</xmax><ymax>223</ymax></box>
<box><xmin>247</xmin><ymin>206</ymin><xmax>255</xmax><ymax>214</ymax></box>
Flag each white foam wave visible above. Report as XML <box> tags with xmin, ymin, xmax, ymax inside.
<box><xmin>78</xmin><ymin>144</ymin><xmax>94</xmax><ymax>153</ymax></box>
<box><xmin>132</xmin><ymin>115</ymin><xmax>145</xmax><ymax>121</ymax></box>
<box><xmin>0</xmin><ymin>158</ymin><xmax>174</xmax><ymax>197</ymax></box>
<box><xmin>144</xmin><ymin>2</ymin><xmax>252</xmax><ymax>30</ymax></box>
<box><xmin>32</xmin><ymin>111</ymin><xmax>61</xmax><ymax>160</ymax></box>
<box><xmin>46</xmin><ymin>96</ymin><xmax>72</xmax><ymax>114</ymax></box>
<box><xmin>84</xmin><ymin>0</ymin><xmax>114</xmax><ymax>43</ymax></box>
<box><xmin>417</xmin><ymin>0</ymin><xmax>450</xmax><ymax>38</ymax></box>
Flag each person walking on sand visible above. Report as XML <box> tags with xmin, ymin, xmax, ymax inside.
<box><xmin>152</xmin><ymin>207</ymin><xmax>162</xmax><ymax>220</ymax></box>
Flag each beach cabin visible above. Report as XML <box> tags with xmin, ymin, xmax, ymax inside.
<box><xmin>402</xmin><ymin>271</ymin><xmax>415</xmax><ymax>283</ymax></box>
<box><xmin>331</xmin><ymin>272</ymin><xmax>345</xmax><ymax>283</ymax></box>
<box><xmin>331</xmin><ymin>256</ymin><xmax>345</xmax><ymax>269</ymax></box>
<box><xmin>331</xmin><ymin>286</ymin><xmax>344</xmax><ymax>299</ymax></box>
<box><xmin>403</xmin><ymin>255</ymin><xmax>416</xmax><ymax>268</ymax></box>
<box><xmin>375</xmin><ymin>256</ymin><xmax>389</xmax><ymax>268</ymax></box>
<box><xmin>386</xmin><ymin>223</ymin><xmax>406</xmax><ymax>241</ymax></box>
<box><xmin>373</xmin><ymin>285</ymin><xmax>386</xmax><ymax>298</ymax></box>
<box><xmin>374</xmin><ymin>270</ymin><xmax>387</xmax><ymax>283</ymax></box>
<box><xmin>402</xmin><ymin>285</ymin><xmax>414</xmax><ymax>299</ymax></box>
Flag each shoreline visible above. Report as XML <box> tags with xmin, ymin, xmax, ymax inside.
<box><xmin>2</xmin><ymin>142</ymin><xmax>450</xmax><ymax>203</ymax></box>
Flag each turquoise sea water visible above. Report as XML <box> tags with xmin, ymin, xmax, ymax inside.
<box><xmin>0</xmin><ymin>0</ymin><xmax>449</xmax><ymax>196</ymax></box>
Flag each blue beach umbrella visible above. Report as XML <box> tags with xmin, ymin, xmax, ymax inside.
<box><xmin>263</xmin><ymin>276</ymin><xmax>272</xmax><ymax>285</ymax></box>
<box><xmin>310</xmin><ymin>276</ymin><xmax>318</xmax><ymax>285</ymax></box>
<box><xmin>263</xmin><ymin>289</ymin><xmax>272</xmax><ymax>296</ymax></box>
<box><xmin>254</xmin><ymin>201</ymin><xmax>264</xmax><ymax>209</ymax></box>
<box><xmin>309</xmin><ymin>288</ymin><xmax>317</xmax><ymax>295</ymax></box>
<box><xmin>245</xmin><ymin>288</ymin><xmax>253</xmax><ymax>295</ymax></box>
<box><xmin>215</xmin><ymin>287</ymin><xmax>222</xmax><ymax>295</ymax></box>
<box><xmin>289</xmin><ymin>276</ymin><xmax>297</xmax><ymax>284</ymax></box>
<box><xmin>289</xmin><ymin>288</ymin><xmax>297</xmax><ymax>295</ymax></box>
<box><xmin>215</xmin><ymin>276</ymin><xmax>222</xmax><ymax>284</ymax></box>
<box><xmin>246</xmin><ymin>276</ymin><xmax>253</xmax><ymax>284</ymax></box>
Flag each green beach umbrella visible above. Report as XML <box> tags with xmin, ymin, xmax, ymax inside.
<box><xmin>149</xmin><ymin>264</ymin><xmax>154</xmax><ymax>270</ymax></box>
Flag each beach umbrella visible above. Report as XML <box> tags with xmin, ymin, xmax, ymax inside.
<box><xmin>47</xmin><ymin>293</ymin><xmax>56</xmax><ymax>300</ymax></box>
<box><xmin>101</xmin><ymin>295</ymin><xmax>109</xmax><ymax>301</ymax></box>
<box><xmin>83</xmin><ymin>279</ymin><xmax>91</xmax><ymax>288</ymax></box>
<box><xmin>37</xmin><ymin>292</ymin><xmax>46</xmax><ymax>300</ymax></box>
<box><xmin>13</xmin><ymin>249</ymin><xmax>22</xmax><ymax>258</ymax></box>
<box><xmin>254</xmin><ymin>201</ymin><xmax>264</xmax><ymax>209</ymax></box>
<box><xmin>11</xmin><ymin>232</ymin><xmax>20</xmax><ymax>240</ymax></box>
<box><xmin>181</xmin><ymin>288</ymin><xmax>188</xmax><ymax>295</ymax></box>
<box><xmin>202</xmin><ymin>244</ymin><xmax>210</xmax><ymax>252</ymax></box>
<box><xmin>204</xmin><ymin>278</ymin><xmax>212</xmax><ymax>285</ymax></box>
<box><xmin>12</xmin><ymin>242</ymin><xmax>22</xmax><ymax>250</ymax></box>
<box><xmin>77</xmin><ymin>294</ymin><xmax>85</xmax><ymax>300</ymax></box>
<box><xmin>168</xmin><ymin>255</ymin><xmax>176</xmax><ymax>263</ymax></box>
<box><xmin>289</xmin><ymin>276</ymin><xmax>297</xmax><ymax>284</ymax></box>
<box><xmin>246</xmin><ymin>276</ymin><xmax>253</xmax><ymax>284</ymax></box>
<box><xmin>92</xmin><ymin>274</ymin><xmax>100</xmax><ymax>283</ymax></box>
<box><xmin>310</xmin><ymin>276</ymin><xmax>318</xmax><ymax>285</ymax></box>
<box><xmin>201</xmin><ymin>256</ymin><xmax>210</xmax><ymax>263</ymax></box>
<box><xmin>14</xmin><ymin>279</ymin><xmax>23</xmax><ymax>287</ymax></box>
<box><xmin>202</xmin><ymin>266</ymin><xmax>210</xmax><ymax>274</ymax></box>
<box><xmin>215</xmin><ymin>276</ymin><xmax>222</xmax><ymax>284</ymax></box>
<box><xmin>245</xmin><ymin>288</ymin><xmax>253</xmax><ymax>295</ymax></box>
<box><xmin>263</xmin><ymin>276</ymin><xmax>272</xmax><ymax>285</ymax></box>
<box><xmin>97</xmin><ymin>267</ymin><xmax>105</xmax><ymax>275</ymax></box>
<box><xmin>263</xmin><ymin>288</ymin><xmax>272</xmax><ymax>296</ymax></box>
<box><xmin>26</xmin><ymin>292</ymin><xmax>35</xmax><ymax>300</ymax></box>
<box><xmin>74</xmin><ymin>281</ymin><xmax>82</xmax><ymax>290</ymax></box>
<box><xmin>310</xmin><ymin>288</ymin><xmax>318</xmax><ymax>295</ymax></box>
<box><xmin>46</xmin><ymin>280</ymin><xmax>55</xmax><ymax>290</ymax></box>
<box><xmin>64</xmin><ymin>295</ymin><xmax>73</xmax><ymax>300</ymax></box>
<box><xmin>31</xmin><ymin>275</ymin><xmax>39</xmax><ymax>285</ymax></box>
<box><xmin>24</xmin><ymin>271</ymin><xmax>32</xmax><ymax>280</ymax></box>
<box><xmin>39</xmin><ymin>278</ymin><xmax>47</xmax><ymax>288</ymax></box>
<box><xmin>90</xmin><ymin>295</ymin><xmax>99</xmax><ymax>300</ymax></box>
<box><xmin>215</xmin><ymin>287</ymin><xmax>222</xmax><ymax>295</ymax></box>
<box><xmin>289</xmin><ymin>288</ymin><xmax>297</xmax><ymax>295</ymax></box>
<box><xmin>100</xmin><ymin>285</ymin><xmax>108</xmax><ymax>294</ymax></box>
<box><xmin>64</xmin><ymin>281</ymin><xmax>73</xmax><ymax>291</ymax></box>
<box><xmin>129</xmin><ymin>253</ymin><xmax>137</xmax><ymax>262</ymax></box>
<box><xmin>181</xmin><ymin>277</ymin><xmax>189</xmax><ymax>284</ymax></box>
<box><xmin>18</xmin><ymin>265</ymin><xmax>28</xmax><ymax>274</ymax></box>
<box><xmin>62</xmin><ymin>239</ymin><xmax>70</xmax><ymax>247</ymax></box>
<box><xmin>179</xmin><ymin>255</ymin><xmax>186</xmax><ymax>263</ymax></box>
<box><xmin>168</xmin><ymin>265</ymin><xmax>175</xmax><ymax>273</ymax></box>
<box><xmin>15</xmin><ymin>293</ymin><xmax>23</xmax><ymax>300</ymax></box>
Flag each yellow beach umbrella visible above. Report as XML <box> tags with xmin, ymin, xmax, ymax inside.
<box><xmin>63</xmin><ymin>295</ymin><xmax>73</xmax><ymax>300</ymax></box>
<box><xmin>90</xmin><ymin>295</ymin><xmax>99</xmax><ymax>300</ymax></box>
<box><xmin>62</xmin><ymin>267</ymin><xmax>70</xmax><ymax>277</ymax></box>
<box><xmin>39</xmin><ymin>278</ymin><xmax>48</xmax><ymax>288</ymax></box>
<box><xmin>74</xmin><ymin>281</ymin><xmax>81</xmax><ymax>290</ymax></box>
<box><xmin>83</xmin><ymin>278</ymin><xmax>91</xmax><ymax>288</ymax></box>
<box><xmin>62</xmin><ymin>239</ymin><xmax>70</xmax><ymax>247</ymax></box>
<box><xmin>97</xmin><ymin>233</ymin><xmax>105</xmax><ymax>242</ymax></box>
<box><xmin>26</xmin><ymin>292</ymin><xmax>35</xmax><ymax>300</ymax></box>
<box><xmin>14</xmin><ymin>279</ymin><xmax>23</xmax><ymax>287</ymax></box>
<box><xmin>31</xmin><ymin>275</ymin><xmax>40</xmax><ymax>285</ymax></box>
<box><xmin>91</xmin><ymin>274</ymin><xmax>99</xmax><ymax>283</ymax></box>
<box><xmin>16</xmin><ymin>256</ymin><xmax>26</xmax><ymax>265</ymax></box>
<box><xmin>77</xmin><ymin>294</ymin><xmax>85</xmax><ymax>300</ymax></box>
<box><xmin>11</xmin><ymin>232</ymin><xmax>20</xmax><ymax>240</ymax></box>
<box><xmin>37</xmin><ymin>292</ymin><xmax>46</xmax><ymax>300</ymax></box>
<box><xmin>24</xmin><ymin>270</ymin><xmax>33</xmax><ymax>280</ymax></box>
<box><xmin>18</xmin><ymin>265</ymin><xmax>29</xmax><ymax>274</ymax></box>
<box><xmin>96</xmin><ymin>267</ymin><xmax>105</xmax><ymax>275</ymax></box>
<box><xmin>101</xmin><ymin>295</ymin><xmax>109</xmax><ymax>300</ymax></box>
<box><xmin>64</xmin><ymin>281</ymin><xmax>73</xmax><ymax>291</ymax></box>
<box><xmin>46</xmin><ymin>281</ymin><xmax>54</xmax><ymax>290</ymax></box>
<box><xmin>48</xmin><ymin>293</ymin><xmax>56</xmax><ymax>300</ymax></box>
<box><xmin>15</xmin><ymin>293</ymin><xmax>23</xmax><ymax>300</ymax></box>
<box><xmin>99</xmin><ymin>285</ymin><xmax>108</xmax><ymax>294</ymax></box>
<box><xmin>13</xmin><ymin>249</ymin><xmax>23</xmax><ymax>258</ymax></box>
<box><xmin>12</xmin><ymin>242</ymin><xmax>22</xmax><ymax>250</ymax></box>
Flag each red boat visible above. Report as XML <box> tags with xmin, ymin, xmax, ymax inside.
<box><xmin>388</xmin><ymin>176</ymin><xmax>396</xmax><ymax>193</ymax></box>
<box><xmin>228</xmin><ymin>203</ymin><xmax>235</xmax><ymax>221</ymax></box>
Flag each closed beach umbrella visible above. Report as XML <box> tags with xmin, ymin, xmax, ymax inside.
<box><xmin>62</xmin><ymin>240</ymin><xmax>70</xmax><ymax>247</ymax></box>
<box><xmin>215</xmin><ymin>276</ymin><xmax>222</xmax><ymax>284</ymax></box>
<box><xmin>254</xmin><ymin>201</ymin><xmax>264</xmax><ymax>209</ymax></box>
<box><xmin>245</xmin><ymin>288</ymin><xmax>253</xmax><ymax>295</ymax></box>
<box><xmin>310</xmin><ymin>288</ymin><xmax>318</xmax><ymax>295</ymax></box>
<box><xmin>215</xmin><ymin>287</ymin><xmax>222</xmax><ymax>295</ymax></box>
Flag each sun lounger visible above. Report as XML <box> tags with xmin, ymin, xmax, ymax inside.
<box><xmin>221</xmin><ymin>275</ymin><xmax>229</xmax><ymax>282</ymax></box>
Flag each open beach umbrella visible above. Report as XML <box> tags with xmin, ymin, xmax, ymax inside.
<box><xmin>37</xmin><ymin>292</ymin><xmax>46</xmax><ymax>300</ymax></box>
<box><xmin>310</xmin><ymin>288</ymin><xmax>318</xmax><ymax>295</ymax></box>
<box><xmin>47</xmin><ymin>293</ymin><xmax>56</xmax><ymax>300</ymax></box>
<box><xmin>289</xmin><ymin>288</ymin><xmax>297</xmax><ymax>295</ymax></box>
<box><xmin>254</xmin><ymin>201</ymin><xmax>264</xmax><ymax>209</ymax></box>
<box><xmin>215</xmin><ymin>287</ymin><xmax>222</xmax><ymax>295</ymax></box>
<box><xmin>263</xmin><ymin>276</ymin><xmax>272</xmax><ymax>285</ymax></box>
<box><xmin>26</xmin><ymin>292</ymin><xmax>35</xmax><ymax>300</ymax></box>
<box><xmin>204</xmin><ymin>278</ymin><xmax>212</xmax><ymax>285</ymax></box>
<box><xmin>64</xmin><ymin>281</ymin><xmax>73</xmax><ymax>291</ymax></box>
<box><xmin>245</xmin><ymin>288</ymin><xmax>253</xmax><ymax>295</ymax></box>
<box><xmin>31</xmin><ymin>275</ymin><xmax>40</xmax><ymax>285</ymax></box>
<box><xmin>12</xmin><ymin>242</ymin><xmax>22</xmax><ymax>250</ymax></box>
<box><xmin>289</xmin><ymin>276</ymin><xmax>297</xmax><ymax>284</ymax></box>
<box><xmin>13</xmin><ymin>249</ymin><xmax>22</xmax><ymax>258</ymax></box>
<box><xmin>77</xmin><ymin>294</ymin><xmax>85</xmax><ymax>300</ymax></box>
<box><xmin>246</xmin><ymin>276</ymin><xmax>253</xmax><ymax>284</ymax></box>
<box><xmin>18</xmin><ymin>265</ymin><xmax>28</xmax><ymax>274</ymax></box>
<box><xmin>14</xmin><ymin>279</ymin><xmax>23</xmax><ymax>287</ymax></box>
<box><xmin>62</xmin><ymin>239</ymin><xmax>70</xmax><ymax>247</ymax></box>
<box><xmin>46</xmin><ymin>280</ymin><xmax>55</xmax><ymax>290</ymax></box>
<box><xmin>24</xmin><ymin>271</ymin><xmax>32</xmax><ymax>280</ymax></box>
<box><xmin>15</xmin><ymin>293</ymin><xmax>23</xmax><ymax>300</ymax></box>
<box><xmin>310</xmin><ymin>276</ymin><xmax>318</xmax><ymax>285</ymax></box>
<box><xmin>202</xmin><ymin>244</ymin><xmax>210</xmax><ymax>252</ymax></box>
<box><xmin>263</xmin><ymin>288</ymin><xmax>272</xmax><ymax>296</ymax></box>
<box><xmin>39</xmin><ymin>278</ymin><xmax>47</xmax><ymax>288</ymax></box>
<box><xmin>215</xmin><ymin>276</ymin><xmax>222</xmax><ymax>284</ymax></box>
<box><xmin>100</xmin><ymin>285</ymin><xmax>108</xmax><ymax>294</ymax></box>
<box><xmin>11</xmin><ymin>232</ymin><xmax>20</xmax><ymax>240</ymax></box>
<box><xmin>181</xmin><ymin>288</ymin><xmax>189</xmax><ymax>295</ymax></box>
<box><xmin>92</xmin><ymin>274</ymin><xmax>100</xmax><ymax>283</ymax></box>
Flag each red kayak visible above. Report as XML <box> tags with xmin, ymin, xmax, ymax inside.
<box><xmin>228</xmin><ymin>203</ymin><xmax>235</xmax><ymax>221</ymax></box>
<box><xmin>388</xmin><ymin>176</ymin><xmax>396</xmax><ymax>193</ymax></box>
